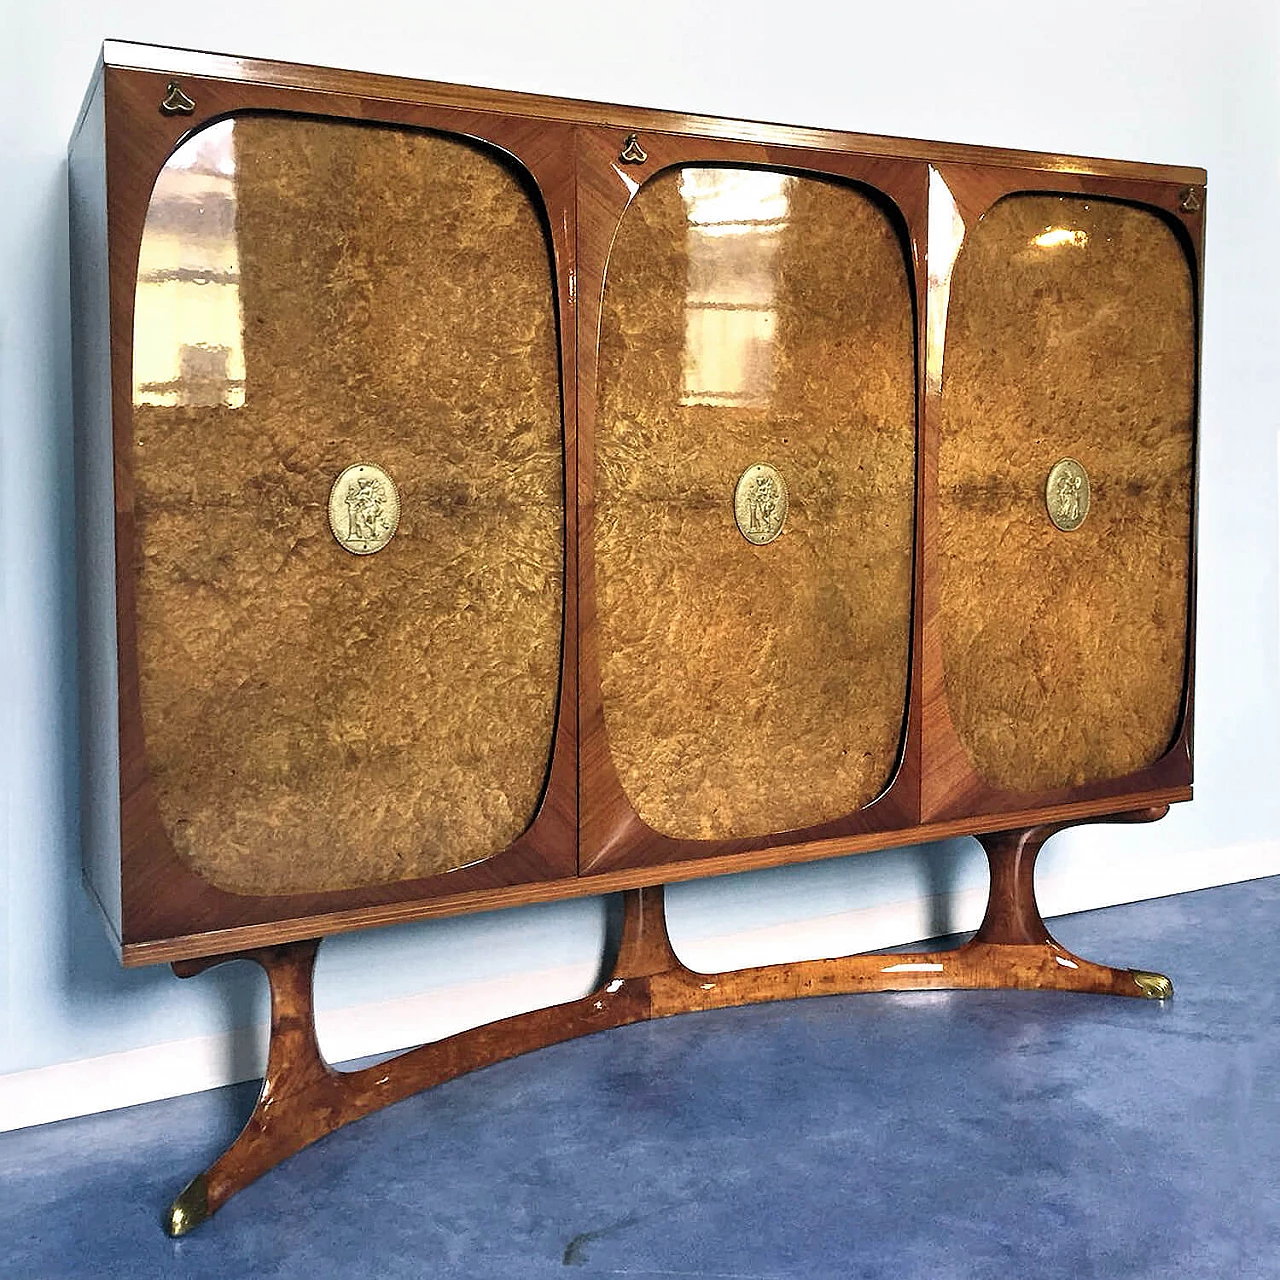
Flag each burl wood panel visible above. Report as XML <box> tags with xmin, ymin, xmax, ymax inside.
<box><xmin>130</xmin><ymin>115</ymin><xmax>564</xmax><ymax>894</ymax></box>
<box><xmin>594</xmin><ymin>168</ymin><xmax>915</xmax><ymax>839</ymax></box>
<box><xmin>937</xmin><ymin>194</ymin><xmax>1194</xmax><ymax>792</ymax></box>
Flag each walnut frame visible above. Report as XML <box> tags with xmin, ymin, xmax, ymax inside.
<box><xmin>72</xmin><ymin>42</ymin><xmax>1202</xmax><ymax>967</ymax></box>
<box><xmin>69</xmin><ymin>38</ymin><xmax>1205</xmax><ymax>1239</ymax></box>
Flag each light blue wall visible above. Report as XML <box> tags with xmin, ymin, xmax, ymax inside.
<box><xmin>2</xmin><ymin>0</ymin><xmax>1278</xmax><ymax>1081</ymax></box>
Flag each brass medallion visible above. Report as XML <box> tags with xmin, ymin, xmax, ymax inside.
<box><xmin>734</xmin><ymin>463</ymin><xmax>788</xmax><ymax>545</ymax></box>
<box><xmin>328</xmin><ymin>463</ymin><xmax>400</xmax><ymax>555</ymax></box>
<box><xmin>1045</xmin><ymin>457</ymin><xmax>1090</xmax><ymax>532</ymax></box>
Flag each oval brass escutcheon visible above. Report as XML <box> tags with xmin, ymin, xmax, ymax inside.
<box><xmin>328</xmin><ymin>463</ymin><xmax>401</xmax><ymax>555</ymax></box>
<box><xmin>1045</xmin><ymin>457</ymin><xmax>1090</xmax><ymax>532</ymax></box>
<box><xmin>734</xmin><ymin>463</ymin><xmax>788</xmax><ymax>545</ymax></box>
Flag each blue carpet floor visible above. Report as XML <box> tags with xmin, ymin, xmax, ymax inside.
<box><xmin>2</xmin><ymin>876</ymin><xmax>1278</xmax><ymax>1278</ymax></box>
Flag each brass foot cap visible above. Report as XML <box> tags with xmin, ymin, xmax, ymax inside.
<box><xmin>166</xmin><ymin>1173</ymin><xmax>210</xmax><ymax>1237</ymax></box>
<box><xmin>1130</xmin><ymin>970</ymin><xmax>1173</xmax><ymax>1001</ymax></box>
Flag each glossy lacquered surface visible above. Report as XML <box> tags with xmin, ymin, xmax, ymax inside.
<box><xmin>160</xmin><ymin>807</ymin><xmax>1171</xmax><ymax>1233</ymax></box>
<box><xmin>130</xmin><ymin>114</ymin><xmax>565</xmax><ymax>895</ymax></box>
<box><xmin>594</xmin><ymin>166</ymin><xmax>915</xmax><ymax>840</ymax></box>
<box><xmin>936</xmin><ymin>193</ymin><xmax>1195</xmax><ymax>793</ymax></box>
<box><xmin>75</xmin><ymin>58</ymin><xmax>588</xmax><ymax>956</ymax></box>
<box><xmin>69</xmin><ymin>44</ymin><xmax>1205</xmax><ymax>963</ymax></box>
<box><xmin>97</xmin><ymin>40</ymin><xmax>1209</xmax><ymax>185</ymax></box>
<box><xmin>914</xmin><ymin>162</ymin><xmax>1202</xmax><ymax>827</ymax></box>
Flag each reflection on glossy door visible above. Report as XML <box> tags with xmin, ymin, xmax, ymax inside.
<box><xmin>937</xmin><ymin>194</ymin><xmax>1194</xmax><ymax>792</ymax></box>
<box><xmin>131</xmin><ymin>115</ymin><xmax>565</xmax><ymax>894</ymax></box>
<box><xmin>594</xmin><ymin>167</ymin><xmax>916</xmax><ymax>840</ymax></box>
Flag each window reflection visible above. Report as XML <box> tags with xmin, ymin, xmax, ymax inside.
<box><xmin>679</xmin><ymin>168</ymin><xmax>793</xmax><ymax>409</ymax></box>
<box><xmin>1033</xmin><ymin>226</ymin><xmax>1089</xmax><ymax>250</ymax></box>
<box><xmin>133</xmin><ymin>119</ymin><xmax>245</xmax><ymax>409</ymax></box>
<box><xmin>926</xmin><ymin>167</ymin><xmax>965</xmax><ymax>396</ymax></box>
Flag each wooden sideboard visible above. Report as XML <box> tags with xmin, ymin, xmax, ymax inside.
<box><xmin>69</xmin><ymin>41</ymin><xmax>1202</xmax><ymax>1233</ymax></box>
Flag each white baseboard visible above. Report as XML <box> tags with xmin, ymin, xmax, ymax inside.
<box><xmin>0</xmin><ymin>1024</ymin><xmax>270</xmax><ymax>1135</ymax></box>
<box><xmin>681</xmin><ymin>838</ymin><xmax>1280</xmax><ymax>973</ymax></box>
<box><xmin>0</xmin><ymin>962</ymin><xmax>599</xmax><ymax>1134</ymax></box>
<box><xmin>3</xmin><ymin>839</ymin><xmax>1277</xmax><ymax>1134</ymax></box>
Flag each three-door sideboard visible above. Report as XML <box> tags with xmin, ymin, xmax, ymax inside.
<box><xmin>69</xmin><ymin>41</ymin><xmax>1202</xmax><ymax>1233</ymax></box>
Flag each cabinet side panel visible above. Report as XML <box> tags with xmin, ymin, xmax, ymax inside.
<box><xmin>595</xmin><ymin>167</ymin><xmax>916</xmax><ymax>840</ymax></box>
<box><xmin>69</xmin><ymin>72</ymin><xmax>123</xmax><ymax>949</ymax></box>
<box><xmin>937</xmin><ymin>194</ymin><xmax>1194</xmax><ymax>792</ymax></box>
<box><xmin>130</xmin><ymin>116</ymin><xmax>565</xmax><ymax>896</ymax></box>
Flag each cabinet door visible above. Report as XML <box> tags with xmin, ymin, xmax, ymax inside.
<box><xmin>922</xmin><ymin>167</ymin><xmax>1199</xmax><ymax>821</ymax></box>
<box><xmin>102</xmin><ymin>69</ymin><xmax>577</xmax><ymax>961</ymax></box>
<box><xmin>578</xmin><ymin>128</ymin><xmax>925</xmax><ymax>874</ymax></box>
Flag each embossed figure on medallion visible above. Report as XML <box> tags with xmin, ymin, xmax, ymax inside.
<box><xmin>328</xmin><ymin>463</ymin><xmax>400</xmax><ymax>554</ymax></box>
<box><xmin>734</xmin><ymin>462</ymin><xmax>788</xmax><ymax>545</ymax></box>
<box><xmin>1045</xmin><ymin>457</ymin><xmax>1090</xmax><ymax>532</ymax></box>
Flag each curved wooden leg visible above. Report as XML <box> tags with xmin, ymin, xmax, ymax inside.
<box><xmin>168</xmin><ymin>939</ymin><xmax>328</xmax><ymax>1235</ymax></box>
<box><xmin>960</xmin><ymin>810</ymin><xmax>1173</xmax><ymax>998</ymax></box>
<box><xmin>166</xmin><ymin>887</ymin><xmax>685</xmax><ymax>1235</ymax></box>
<box><xmin>165</xmin><ymin>817</ymin><xmax>1172</xmax><ymax>1234</ymax></box>
<box><xmin>644</xmin><ymin>806</ymin><xmax>1176</xmax><ymax>1016</ymax></box>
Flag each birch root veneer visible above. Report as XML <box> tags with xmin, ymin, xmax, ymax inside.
<box><xmin>69</xmin><ymin>42</ymin><xmax>1202</xmax><ymax>1233</ymax></box>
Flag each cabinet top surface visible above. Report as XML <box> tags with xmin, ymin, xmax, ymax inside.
<box><xmin>97</xmin><ymin>40</ymin><xmax>1206</xmax><ymax>186</ymax></box>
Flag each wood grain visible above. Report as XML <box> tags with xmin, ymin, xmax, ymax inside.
<box><xmin>74</xmin><ymin>47</ymin><xmax>1203</xmax><ymax>967</ymax></box>
<box><xmin>99</xmin><ymin>68</ymin><xmax>583</xmax><ymax>952</ymax></box>
<box><xmin>592</xmin><ymin>164</ymin><xmax>915</xmax><ymax>839</ymax></box>
<box><xmin>100</xmin><ymin>40</ymin><xmax>1206</xmax><ymax>185</ymax></box>
<box><xmin>123</xmin><ymin>782</ymin><xmax>1189</xmax><ymax>966</ymax></box>
<box><xmin>936</xmin><ymin>193</ymin><xmax>1194</xmax><ymax>793</ymax></box>
<box><xmin>916</xmin><ymin>163</ymin><xmax>1202</xmax><ymax>823</ymax></box>
<box><xmin>575</xmin><ymin>129</ymin><xmax>930</xmax><ymax>878</ymax></box>
<box><xmin>165</xmin><ymin>807</ymin><xmax>1172</xmax><ymax>1234</ymax></box>
<box><xmin>131</xmin><ymin>115</ymin><xmax>566</xmax><ymax>895</ymax></box>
